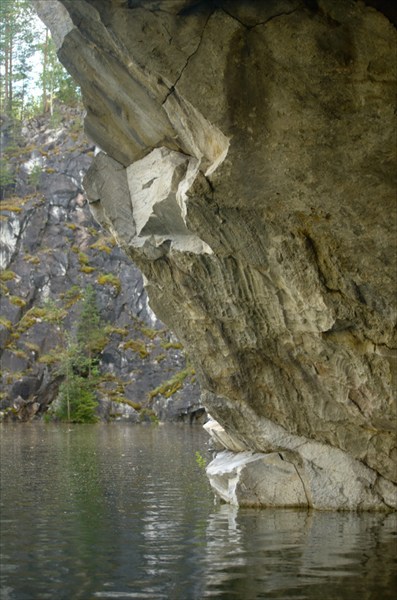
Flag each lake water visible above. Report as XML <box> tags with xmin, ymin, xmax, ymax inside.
<box><xmin>0</xmin><ymin>423</ymin><xmax>396</xmax><ymax>599</ymax></box>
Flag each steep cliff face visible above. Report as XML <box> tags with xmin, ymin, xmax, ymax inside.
<box><xmin>32</xmin><ymin>0</ymin><xmax>397</xmax><ymax>509</ymax></box>
<box><xmin>0</xmin><ymin>106</ymin><xmax>200</xmax><ymax>422</ymax></box>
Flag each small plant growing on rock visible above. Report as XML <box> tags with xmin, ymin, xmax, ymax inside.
<box><xmin>9</xmin><ymin>295</ymin><xmax>26</xmax><ymax>308</ymax></box>
<box><xmin>160</xmin><ymin>340</ymin><xmax>184</xmax><ymax>351</ymax></box>
<box><xmin>97</xmin><ymin>273</ymin><xmax>121</xmax><ymax>295</ymax></box>
<box><xmin>195</xmin><ymin>451</ymin><xmax>207</xmax><ymax>469</ymax></box>
<box><xmin>122</xmin><ymin>339</ymin><xmax>149</xmax><ymax>359</ymax></box>
<box><xmin>0</xmin><ymin>270</ymin><xmax>17</xmax><ymax>282</ymax></box>
<box><xmin>148</xmin><ymin>367</ymin><xmax>195</xmax><ymax>401</ymax></box>
<box><xmin>80</xmin><ymin>265</ymin><xmax>96</xmax><ymax>274</ymax></box>
<box><xmin>28</xmin><ymin>164</ymin><xmax>42</xmax><ymax>191</ymax></box>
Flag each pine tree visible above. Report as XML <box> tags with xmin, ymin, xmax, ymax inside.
<box><xmin>55</xmin><ymin>287</ymin><xmax>106</xmax><ymax>423</ymax></box>
<box><xmin>0</xmin><ymin>0</ymin><xmax>80</xmax><ymax>120</ymax></box>
<box><xmin>76</xmin><ymin>285</ymin><xmax>107</xmax><ymax>378</ymax></box>
<box><xmin>0</xmin><ymin>0</ymin><xmax>37</xmax><ymax>119</ymax></box>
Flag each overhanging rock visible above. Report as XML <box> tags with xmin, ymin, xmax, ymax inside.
<box><xmin>32</xmin><ymin>0</ymin><xmax>397</xmax><ymax>509</ymax></box>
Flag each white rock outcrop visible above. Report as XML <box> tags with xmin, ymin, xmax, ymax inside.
<box><xmin>205</xmin><ymin>418</ymin><xmax>397</xmax><ymax>510</ymax></box>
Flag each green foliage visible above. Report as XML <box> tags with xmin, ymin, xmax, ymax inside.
<box><xmin>38</xmin><ymin>350</ymin><xmax>62</xmax><ymax>365</ymax></box>
<box><xmin>139</xmin><ymin>408</ymin><xmax>159</xmax><ymax>425</ymax></box>
<box><xmin>0</xmin><ymin>0</ymin><xmax>81</xmax><ymax>121</ymax></box>
<box><xmin>56</xmin><ymin>373</ymin><xmax>98</xmax><ymax>424</ymax></box>
<box><xmin>195</xmin><ymin>451</ymin><xmax>207</xmax><ymax>470</ymax></box>
<box><xmin>77</xmin><ymin>285</ymin><xmax>107</xmax><ymax>356</ymax></box>
<box><xmin>0</xmin><ymin>159</ymin><xmax>16</xmax><ymax>193</ymax></box>
<box><xmin>53</xmin><ymin>287</ymin><xmax>107</xmax><ymax>423</ymax></box>
<box><xmin>39</xmin><ymin>299</ymin><xmax>67</xmax><ymax>323</ymax></box>
<box><xmin>0</xmin><ymin>0</ymin><xmax>37</xmax><ymax>118</ymax></box>
<box><xmin>62</xmin><ymin>285</ymin><xmax>81</xmax><ymax>307</ymax></box>
<box><xmin>28</xmin><ymin>164</ymin><xmax>42</xmax><ymax>190</ymax></box>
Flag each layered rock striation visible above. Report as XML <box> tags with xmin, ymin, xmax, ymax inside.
<box><xmin>32</xmin><ymin>0</ymin><xmax>397</xmax><ymax>509</ymax></box>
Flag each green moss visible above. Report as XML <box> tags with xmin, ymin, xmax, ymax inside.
<box><xmin>37</xmin><ymin>352</ymin><xmax>61</xmax><ymax>365</ymax></box>
<box><xmin>148</xmin><ymin>367</ymin><xmax>195</xmax><ymax>401</ymax></box>
<box><xmin>90</xmin><ymin>236</ymin><xmax>115</xmax><ymax>254</ymax></box>
<box><xmin>122</xmin><ymin>339</ymin><xmax>149</xmax><ymax>359</ymax></box>
<box><xmin>160</xmin><ymin>340</ymin><xmax>184</xmax><ymax>351</ymax></box>
<box><xmin>78</xmin><ymin>251</ymin><xmax>90</xmax><ymax>266</ymax></box>
<box><xmin>17</xmin><ymin>303</ymin><xmax>66</xmax><ymax>334</ymax></box>
<box><xmin>140</xmin><ymin>326</ymin><xmax>160</xmax><ymax>340</ymax></box>
<box><xmin>66</xmin><ymin>223</ymin><xmax>77</xmax><ymax>230</ymax></box>
<box><xmin>16</xmin><ymin>315</ymin><xmax>37</xmax><ymax>333</ymax></box>
<box><xmin>9</xmin><ymin>348</ymin><xmax>28</xmax><ymax>360</ymax></box>
<box><xmin>24</xmin><ymin>342</ymin><xmax>40</xmax><ymax>353</ymax></box>
<box><xmin>97</xmin><ymin>273</ymin><xmax>121</xmax><ymax>294</ymax></box>
<box><xmin>0</xmin><ymin>195</ymin><xmax>27</xmax><ymax>212</ymax></box>
<box><xmin>80</xmin><ymin>265</ymin><xmax>96</xmax><ymax>274</ymax></box>
<box><xmin>23</xmin><ymin>254</ymin><xmax>40</xmax><ymax>265</ymax></box>
<box><xmin>139</xmin><ymin>408</ymin><xmax>159</xmax><ymax>424</ymax></box>
<box><xmin>62</xmin><ymin>285</ymin><xmax>82</xmax><ymax>307</ymax></box>
<box><xmin>0</xmin><ymin>317</ymin><xmax>13</xmax><ymax>330</ymax></box>
<box><xmin>112</xmin><ymin>398</ymin><xmax>142</xmax><ymax>411</ymax></box>
<box><xmin>0</xmin><ymin>270</ymin><xmax>17</xmax><ymax>282</ymax></box>
<box><xmin>100</xmin><ymin>373</ymin><xmax>118</xmax><ymax>382</ymax></box>
<box><xmin>105</xmin><ymin>326</ymin><xmax>129</xmax><ymax>337</ymax></box>
<box><xmin>9</xmin><ymin>295</ymin><xmax>27</xmax><ymax>308</ymax></box>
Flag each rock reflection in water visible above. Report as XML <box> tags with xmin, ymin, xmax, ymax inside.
<box><xmin>202</xmin><ymin>505</ymin><xmax>397</xmax><ymax>599</ymax></box>
<box><xmin>0</xmin><ymin>424</ymin><xmax>395</xmax><ymax>600</ymax></box>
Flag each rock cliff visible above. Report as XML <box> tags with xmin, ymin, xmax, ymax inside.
<box><xmin>31</xmin><ymin>0</ymin><xmax>397</xmax><ymax>509</ymax></box>
<box><xmin>0</xmin><ymin>105</ymin><xmax>201</xmax><ymax>422</ymax></box>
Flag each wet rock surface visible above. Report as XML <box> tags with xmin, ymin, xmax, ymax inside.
<box><xmin>32</xmin><ymin>0</ymin><xmax>397</xmax><ymax>508</ymax></box>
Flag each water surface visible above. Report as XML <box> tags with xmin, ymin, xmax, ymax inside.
<box><xmin>0</xmin><ymin>423</ymin><xmax>396</xmax><ymax>599</ymax></box>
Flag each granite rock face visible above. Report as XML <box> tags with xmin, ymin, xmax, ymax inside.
<box><xmin>32</xmin><ymin>0</ymin><xmax>397</xmax><ymax>508</ymax></box>
<box><xmin>0</xmin><ymin>106</ymin><xmax>201</xmax><ymax>423</ymax></box>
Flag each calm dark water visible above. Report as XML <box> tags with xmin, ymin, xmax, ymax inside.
<box><xmin>0</xmin><ymin>423</ymin><xmax>396</xmax><ymax>600</ymax></box>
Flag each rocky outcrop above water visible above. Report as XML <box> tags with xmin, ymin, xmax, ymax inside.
<box><xmin>32</xmin><ymin>0</ymin><xmax>397</xmax><ymax>509</ymax></box>
<box><xmin>0</xmin><ymin>106</ymin><xmax>201</xmax><ymax>422</ymax></box>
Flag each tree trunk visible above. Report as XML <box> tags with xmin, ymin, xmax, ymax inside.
<box><xmin>42</xmin><ymin>27</ymin><xmax>49</xmax><ymax>113</ymax></box>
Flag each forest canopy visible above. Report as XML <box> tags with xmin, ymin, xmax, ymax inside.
<box><xmin>0</xmin><ymin>0</ymin><xmax>80</xmax><ymax>121</ymax></box>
